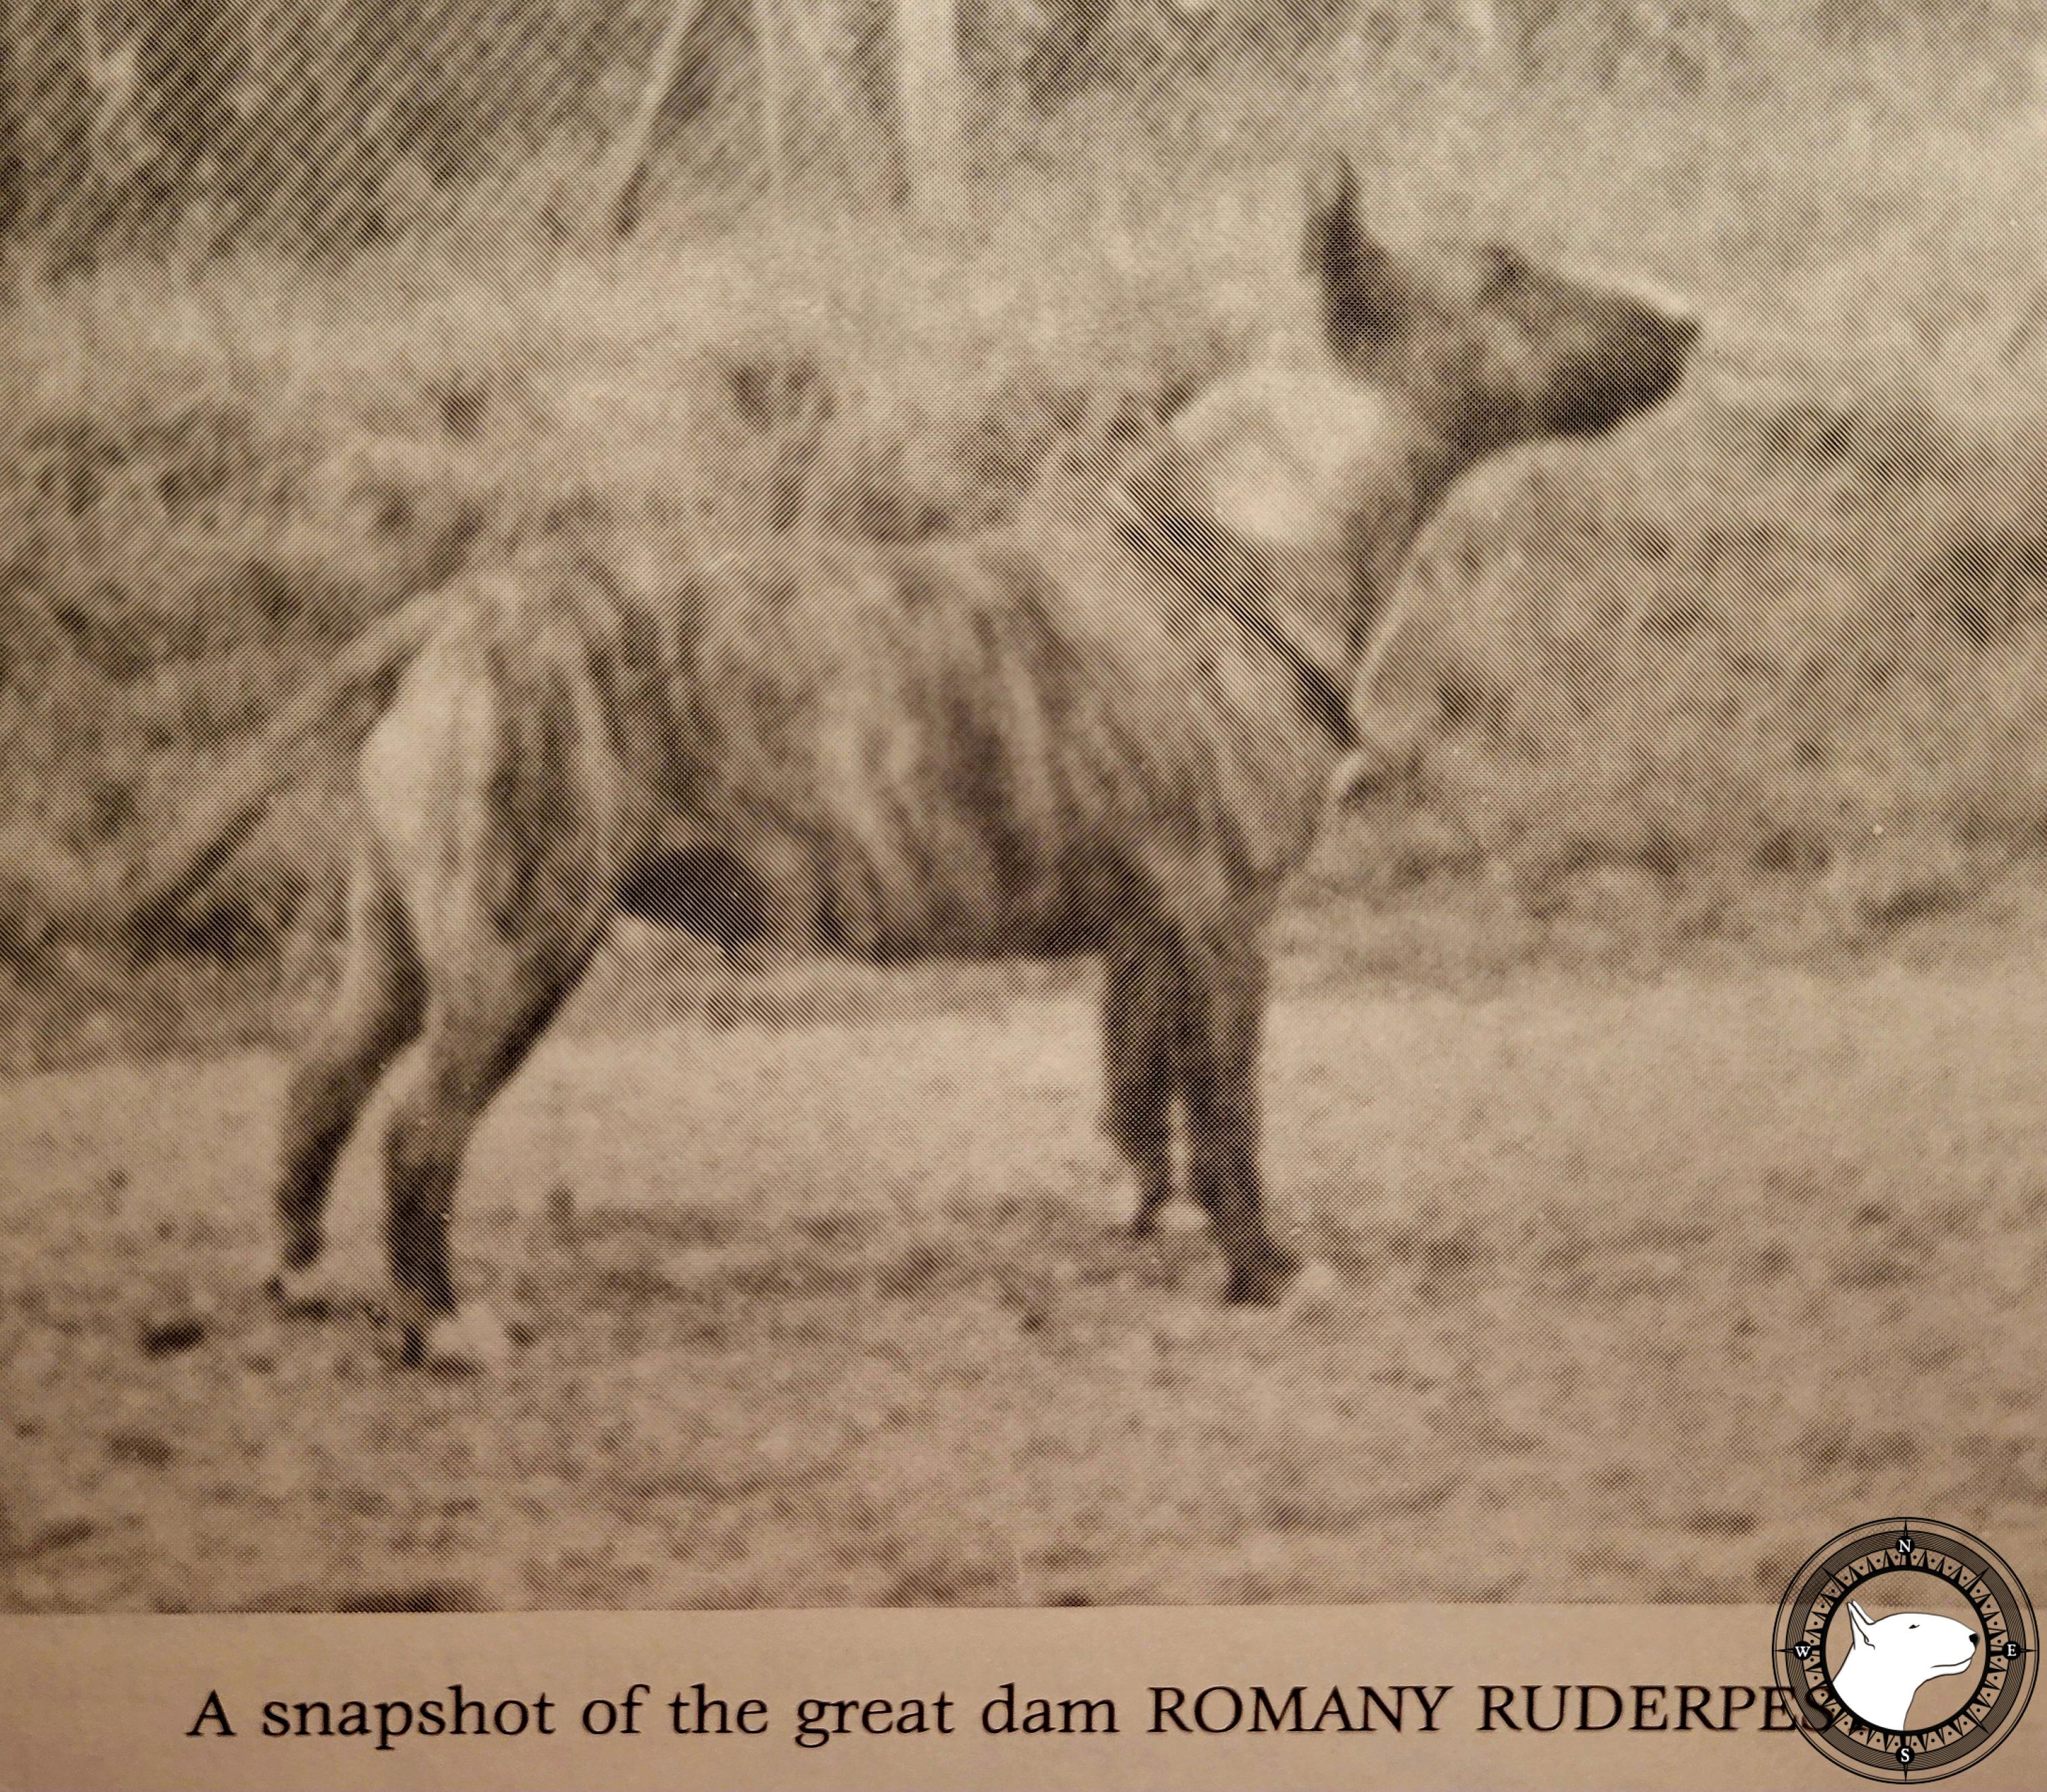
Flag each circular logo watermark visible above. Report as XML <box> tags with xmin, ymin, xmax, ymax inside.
<box><xmin>1773</xmin><ymin>1518</ymin><xmax>2036</xmax><ymax>1782</ymax></box>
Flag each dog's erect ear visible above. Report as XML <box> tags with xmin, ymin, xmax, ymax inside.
<box><xmin>1302</xmin><ymin>153</ymin><xmax>1404</xmax><ymax>361</ymax></box>
<box><xmin>1848</xmin><ymin>1601</ymin><xmax>1877</xmax><ymax>1648</ymax></box>
<box><xmin>1302</xmin><ymin>151</ymin><xmax>1359</xmax><ymax>239</ymax></box>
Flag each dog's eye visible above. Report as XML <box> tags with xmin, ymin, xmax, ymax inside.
<box><xmin>1484</xmin><ymin>247</ymin><xmax>1528</xmax><ymax>297</ymax></box>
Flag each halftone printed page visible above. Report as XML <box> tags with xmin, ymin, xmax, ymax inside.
<box><xmin>0</xmin><ymin>5</ymin><xmax>2042</xmax><ymax>1788</ymax></box>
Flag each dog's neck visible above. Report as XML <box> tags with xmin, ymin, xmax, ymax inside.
<box><xmin>1121</xmin><ymin>367</ymin><xmax>1480</xmax><ymax>736</ymax></box>
<box><xmin>1833</xmin><ymin>1647</ymin><xmax>1919</xmax><ymax>1732</ymax></box>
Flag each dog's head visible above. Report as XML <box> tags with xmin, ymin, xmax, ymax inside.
<box><xmin>1845</xmin><ymin>1600</ymin><xmax>1979</xmax><ymax>1684</ymax></box>
<box><xmin>1303</xmin><ymin>154</ymin><xmax>1697</xmax><ymax>457</ymax></box>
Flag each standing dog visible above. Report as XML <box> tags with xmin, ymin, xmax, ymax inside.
<box><xmin>128</xmin><ymin>158</ymin><xmax>1695</xmax><ymax>1368</ymax></box>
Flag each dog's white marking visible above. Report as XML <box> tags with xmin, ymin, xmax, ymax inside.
<box><xmin>269</xmin><ymin>1262</ymin><xmax>342</xmax><ymax>1317</ymax></box>
<box><xmin>1175</xmin><ymin>369</ymin><xmax>1412</xmax><ymax>553</ymax></box>
<box><xmin>1833</xmin><ymin>1599</ymin><xmax>1978</xmax><ymax>1731</ymax></box>
<box><xmin>416</xmin><ymin>1304</ymin><xmax>513</xmax><ymax>1375</ymax></box>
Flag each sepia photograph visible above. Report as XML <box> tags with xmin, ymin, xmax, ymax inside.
<box><xmin>0</xmin><ymin>0</ymin><xmax>2042</xmax><ymax>1634</ymax></box>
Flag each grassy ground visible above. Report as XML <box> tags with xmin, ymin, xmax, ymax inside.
<box><xmin>6</xmin><ymin>950</ymin><xmax>2046</xmax><ymax>1611</ymax></box>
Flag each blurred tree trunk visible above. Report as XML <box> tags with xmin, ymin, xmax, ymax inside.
<box><xmin>1463</xmin><ymin>0</ymin><xmax>1503</xmax><ymax>55</ymax></box>
<box><xmin>897</xmin><ymin>0</ymin><xmax>963</xmax><ymax>216</ymax></box>
<box><xmin>608</xmin><ymin>0</ymin><xmax>753</xmax><ymax>237</ymax></box>
<box><xmin>607</xmin><ymin>0</ymin><xmax>719</xmax><ymax>237</ymax></box>
<box><xmin>660</xmin><ymin>0</ymin><xmax>754</xmax><ymax>132</ymax></box>
<box><xmin>1022</xmin><ymin>0</ymin><xmax>1110</xmax><ymax>111</ymax></box>
<box><xmin>0</xmin><ymin>0</ymin><xmax>21</xmax><ymax>243</ymax></box>
<box><xmin>133</xmin><ymin>3</ymin><xmax>244</xmax><ymax>222</ymax></box>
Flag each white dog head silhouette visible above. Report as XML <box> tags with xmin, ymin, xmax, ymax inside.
<box><xmin>1833</xmin><ymin>1599</ymin><xmax>1979</xmax><ymax>1730</ymax></box>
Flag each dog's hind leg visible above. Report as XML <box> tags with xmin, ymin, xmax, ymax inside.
<box><xmin>1102</xmin><ymin>921</ymin><xmax>1180</xmax><ymax>1238</ymax></box>
<box><xmin>378</xmin><ymin>919</ymin><xmax>599</xmax><ymax>1371</ymax></box>
<box><xmin>268</xmin><ymin>843</ymin><xmax>425</xmax><ymax>1312</ymax></box>
<box><xmin>348</xmin><ymin>581</ymin><xmax>634</xmax><ymax>1367</ymax></box>
<box><xmin>1179</xmin><ymin>924</ymin><xmax>1300</xmax><ymax>1304</ymax></box>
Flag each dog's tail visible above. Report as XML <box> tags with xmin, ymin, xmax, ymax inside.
<box><xmin>112</xmin><ymin>590</ymin><xmax>446</xmax><ymax>951</ymax></box>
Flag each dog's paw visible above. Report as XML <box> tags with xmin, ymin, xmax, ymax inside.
<box><xmin>406</xmin><ymin>1305</ymin><xmax>514</xmax><ymax>1375</ymax></box>
<box><xmin>1275</xmin><ymin>1256</ymin><xmax>1340</xmax><ymax>1317</ymax></box>
<box><xmin>1327</xmin><ymin>748</ymin><xmax>1374</xmax><ymax>808</ymax></box>
<box><xmin>1223</xmin><ymin>1244</ymin><xmax>1304</xmax><ymax>1306</ymax></box>
<box><xmin>1125</xmin><ymin>1200</ymin><xmax>1206</xmax><ymax>1241</ymax></box>
<box><xmin>265</xmin><ymin>1263</ymin><xmax>337</xmax><ymax>1319</ymax></box>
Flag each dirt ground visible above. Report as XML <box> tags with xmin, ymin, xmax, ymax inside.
<box><xmin>5</xmin><ymin>927</ymin><xmax>2044</xmax><ymax>1612</ymax></box>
